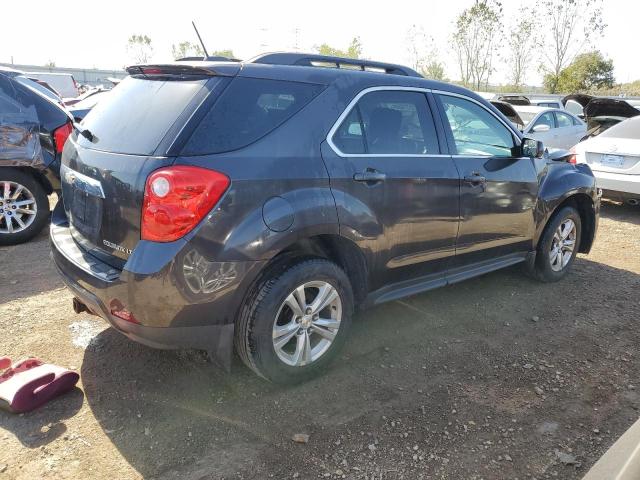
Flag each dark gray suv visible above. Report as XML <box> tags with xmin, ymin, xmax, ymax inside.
<box><xmin>51</xmin><ymin>53</ymin><xmax>599</xmax><ymax>383</ymax></box>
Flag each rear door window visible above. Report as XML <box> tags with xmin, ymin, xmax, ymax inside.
<box><xmin>332</xmin><ymin>90</ymin><xmax>440</xmax><ymax>155</ymax></box>
<box><xmin>182</xmin><ymin>78</ymin><xmax>325</xmax><ymax>155</ymax></box>
<box><xmin>77</xmin><ymin>76</ymin><xmax>211</xmax><ymax>155</ymax></box>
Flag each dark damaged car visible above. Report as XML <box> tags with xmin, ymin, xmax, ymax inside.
<box><xmin>51</xmin><ymin>54</ymin><xmax>600</xmax><ymax>383</ymax></box>
<box><xmin>563</xmin><ymin>94</ymin><xmax>640</xmax><ymax>140</ymax></box>
<box><xmin>1</xmin><ymin>67</ymin><xmax>72</xmax><ymax>244</ymax></box>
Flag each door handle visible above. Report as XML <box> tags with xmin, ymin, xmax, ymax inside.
<box><xmin>463</xmin><ymin>173</ymin><xmax>486</xmax><ymax>185</ymax></box>
<box><xmin>353</xmin><ymin>170</ymin><xmax>386</xmax><ymax>183</ymax></box>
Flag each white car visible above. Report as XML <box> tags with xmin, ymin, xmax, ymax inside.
<box><xmin>516</xmin><ymin>106</ymin><xmax>587</xmax><ymax>150</ymax></box>
<box><xmin>25</xmin><ymin>72</ymin><xmax>79</xmax><ymax>99</ymax></box>
<box><xmin>574</xmin><ymin>116</ymin><xmax>640</xmax><ymax>204</ymax></box>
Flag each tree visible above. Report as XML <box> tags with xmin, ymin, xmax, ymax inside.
<box><xmin>126</xmin><ymin>34</ymin><xmax>153</xmax><ymax>64</ymax></box>
<box><xmin>536</xmin><ymin>0</ymin><xmax>606</xmax><ymax>93</ymax></box>
<box><xmin>171</xmin><ymin>41</ymin><xmax>204</xmax><ymax>60</ymax></box>
<box><xmin>44</xmin><ymin>60</ymin><xmax>56</xmax><ymax>68</ymax></box>
<box><xmin>210</xmin><ymin>49</ymin><xmax>235</xmax><ymax>59</ymax></box>
<box><xmin>406</xmin><ymin>25</ymin><xmax>447</xmax><ymax>80</ymax></box>
<box><xmin>316</xmin><ymin>37</ymin><xmax>363</xmax><ymax>59</ymax></box>
<box><xmin>422</xmin><ymin>60</ymin><xmax>447</xmax><ymax>81</ymax></box>
<box><xmin>505</xmin><ymin>6</ymin><xmax>538</xmax><ymax>91</ymax></box>
<box><xmin>452</xmin><ymin>0</ymin><xmax>503</xmax><ymax>90</ymax></box>
<box><xmin>548</xmin><ymin>50</ymin><xmax>614</xmax><ymax>93</ymax></box>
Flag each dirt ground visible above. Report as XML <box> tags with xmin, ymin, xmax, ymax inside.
<box><xmin>1</xmin><ymin>200</ymin><xmax>639</xmax><ymax>480</ymax></box>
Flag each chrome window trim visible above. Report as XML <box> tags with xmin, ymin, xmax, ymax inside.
<box><xmin>432</xmin><ymin>89</ymin><xmax>522</xmax><ymax>140</ymax></box>
<box><xmin>327</xmin><ymin>86</ymin><xmax>523</xmax><ymax>158</ymax></box>
<box><xmin>327</xmin><ymin>86</ymin><xmax>441</xmax><ymax>158</ymax></box>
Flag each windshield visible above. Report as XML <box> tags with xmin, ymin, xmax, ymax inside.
<box><xmin>600</xmin><ymin>116</ymin><xmax>640</xmax><ymax>139</ymax></box>
<box><xmin>518</xmin><ymin>111</ymin><xmax>538</xmax><ymax>125</ymax></box>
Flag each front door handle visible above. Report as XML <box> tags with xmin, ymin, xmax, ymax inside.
<box><xmin>354</xmin><ymin>170</ymin><xmax>386</xmax><ymax>183</ymax></box>
<box><xmin>463</xmin><ymin>173</ymin><xmax>486</xmax><ymax>185</ymax></box>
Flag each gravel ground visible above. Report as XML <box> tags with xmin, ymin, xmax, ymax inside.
<box><xmin>0</xmin><ymin>200</ymin><xmax>639</xmax><ymax>480</ymax></box>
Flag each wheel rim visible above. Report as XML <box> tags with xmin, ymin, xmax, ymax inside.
<box><xmin>272</xmin><ymin>281</ymin><xmax>342</xmax><ymax>367</ymax></box>
<box><xmin>549</xmin><ymin>218</ymin><xmax>576</xmax><ymax>272</ymax></box>
<box><xmin>0</xmin><ymin>181</ymin><xmax>37</xmax><ymax>235</ymax></box>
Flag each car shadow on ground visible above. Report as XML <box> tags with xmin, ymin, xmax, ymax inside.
<box><xmin>78</xmin><ymin>257</ymin><xmax>640</xmax><ymax>479</ymax></box>
<box><xmin>0</xmin><ymin>387</ymin><xmax>83</xmax><ymax>448</ymax></box>
<box><xmin>600</xmin><ymin>200</ymin><xmax>640</xmax><ymax>226</ymax></box>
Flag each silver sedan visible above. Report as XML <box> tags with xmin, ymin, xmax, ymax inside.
<box><xmin>515</xmin><ymin>107</ymin><xmax>587</xmax><ymax>150</ymax></box>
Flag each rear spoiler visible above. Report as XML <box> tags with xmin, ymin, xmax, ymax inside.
<box><xmin>125</xmin><ymin>63</ymin><xmax>239</xmax><ymax>78</ymax></box>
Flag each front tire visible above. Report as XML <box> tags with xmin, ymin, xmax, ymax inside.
<box><xmin>0</xmin><ymin>169</ymin><xmax>49</xmax><ymax>245</ymax></box>
<box><xmin>235</xmin><ymin>258</ymin><xmax>354</xmax><ymax>384</ymax></box>
<box><xmin>531</xmin><ymin>206</ymin><xmax>582</xmax><ymax>282</ymax></box>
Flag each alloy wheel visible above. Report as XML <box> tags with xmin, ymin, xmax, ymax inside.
<box><xmin>272</xmin><ymin>281</ymin><xmax>342</xmax><ymax>367</ymax></box>
<box><xmin>0</xmin><ymin>181</ymin><xmax>37</xmax><ymax>235</ymax></box>
<box><xmin>549</xmin><ymin>218</ymin><xmax>576</xmax><ymax>272</ymax></box>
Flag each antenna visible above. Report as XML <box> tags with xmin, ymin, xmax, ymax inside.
<box><xmin>192</xmin><ymin>21</ymin><xmax>210</xmax><ymax>58</ymax></box>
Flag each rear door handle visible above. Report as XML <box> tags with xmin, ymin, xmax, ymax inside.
<box><xmin>463</xmin><ymin>173</ymin><xmax>486</xmax><ymax>185</ymax></box>
<box><xmin>354</xmin><ymin>170</ymin><xmax>386</xmax><ymax>183</ymax></box>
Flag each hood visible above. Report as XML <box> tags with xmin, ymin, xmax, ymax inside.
<box><xmin>584</xmin><ymin>98</ymin><xmax>640</xmax><ymax>120</ymax></box>
<box><xmin>561</xmin><ymin>94</ymin><xmax>595</xmax><ymax>109</ymax></box>
<box><xmin>496</xmin><ymin>95</ymin><xmax>530</xmax><ymax>106</ymax></box>
<box><xmin>490</xmin><ymin>100</ymin><xmax>525</xmax><ymax>128</ymax></box>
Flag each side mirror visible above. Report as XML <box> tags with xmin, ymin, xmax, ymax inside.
<box><xmin>522</xmin><ymin>138</ymin><xmax>545</xmax><ymax>158</ymax></box>
<box><xmin>532</xmin><ymin>124</ymin><xmax>551</xmax><ymax>133</ymax></box>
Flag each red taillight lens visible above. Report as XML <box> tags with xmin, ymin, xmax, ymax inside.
<box><xmin>568</xmin><ymin>146</ymin><xmax>577</xmax><ymax>164</ymax></box>
<box><xmin>53</xmin><ymin>122</ymin><xmax>73</xmax><ymax>153</ymax></box>
<box><xmin>141</xmin><ymin>166</ymin><xmax>230</xmax><ymax>242</ymax></box>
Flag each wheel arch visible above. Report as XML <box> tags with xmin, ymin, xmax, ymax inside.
<box><xmin>243</xmin><ymin>234</ymin><xmax>369</xmax><ymax>308</ymax></box>
<box><xmin>543</xmin><ymin>193</ymin><xmax>597</xmax><ymax>254</ymax></box>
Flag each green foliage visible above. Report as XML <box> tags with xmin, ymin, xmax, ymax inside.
<box><xmin>548</xmin><ymin>51</ymin><xmax>614</xmax><ymax>93</ymax></box>
<box><xmin>421</xmin><ymin>60</ymin><xmax>446</xmax><ymax>81</ymax></box>
<box><xmin>211</xmin><ymin>50</ymin><xmax>235</xmax><ymax>59</ymax></box>
<box><xmin>127</xmin><ymin>34</ymin><xmax>153</xmax><ymax>64</ymax></box>
<box><xmin>316</xmin><ymin>37</ymin><xmax>362</xmax><ymax>59</ymax></box>
<box><xmin>536</xmin><ymin>0</ymin><xmax>606</xmax><ymax>92</ymax></box>
<box><xmin>171</xmin><ymin>41</ymin><xmax>204</xmax><ymax>60</ymax></box>
<box><xmin>452</xmin><ymin>0</ymin><xmax>503</xmax><ymax>89</ymax></box>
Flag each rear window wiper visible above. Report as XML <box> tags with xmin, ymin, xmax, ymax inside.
<box><xmin>73</xmin><ymin>122</ymin><xmax>94</xmax><ymax>142</ymax></box>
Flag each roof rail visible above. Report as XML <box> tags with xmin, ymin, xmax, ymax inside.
<box><xmin>249</xmin><ymin>52</ymin><xmax>422</xmax><ymax>78</ymax></box>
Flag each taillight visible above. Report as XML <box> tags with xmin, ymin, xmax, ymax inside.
<box><xmin>141</xmin><ymin>166</ymin><xmax>230</xmax><ymax>242</ymax></box>
<box><xmin>53</xmin><ymin>122</ymin><xmax>73</xmax><ymax>153</ymax></box>
<box><xmin>567</xmin><ymin>146</ymin><xmax>577</xmax><ymax>164</ymax></box>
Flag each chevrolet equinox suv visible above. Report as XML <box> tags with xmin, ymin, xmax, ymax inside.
<box><xmin>51</xmin><ymin>53</ymin><xmax>599</xmax><ymax>383</ymax></box>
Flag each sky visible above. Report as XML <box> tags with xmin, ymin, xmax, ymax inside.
<box><xmin>1</xmin><ymin>0</ymin><xmax>637</xmax><ymax>86</ymax></box>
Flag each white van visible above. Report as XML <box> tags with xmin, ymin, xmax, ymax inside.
<box><xmin>26</xmin><ymin>72</ymin><xmax>79</xmax><ymax>99</ymax></box>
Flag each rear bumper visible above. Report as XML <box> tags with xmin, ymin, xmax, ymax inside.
<box><xmin>50</xmin><ymin>202</ymin><xmax>265</xmax><ymax>363</ymax></box>
<box><xmin>594</xmin><ymin>170</ymin><xmax>640</xmax><ymax>196</ymax></box>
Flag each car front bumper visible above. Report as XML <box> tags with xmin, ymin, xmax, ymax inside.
<box><xmin>49</xmin><ymin>202</ymin><xmax>265</xmax><ymax>367</ymax></box>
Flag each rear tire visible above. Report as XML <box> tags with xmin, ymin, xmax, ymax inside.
<box><xmin>530</xmin><ymin>206</ymin><xmax>582</xmax><ymax>282</ymax></box>
<box><xmin>235</xmin><ymin>258</ymin><xmax>353</xmax><ymax>384</ymax></box>
<box><xmin>0</xmin><ymin>169</ymin><xmax>49</xmax><ymax>245</ymax></box>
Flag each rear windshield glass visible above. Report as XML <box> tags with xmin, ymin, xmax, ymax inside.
<box><xmin>77</xmin><ymin>76</ymin><xmax>209</xmax><ymax>155</ymax></box>
<box><xmin>181</xmin><ymin>77</ymin><xmax>324</xmax><ymax>155</ymax></box>
<box><xmin>600</xmin><ymin>116</ymin><xmax>640</xmax><ymax>139</ymax></box>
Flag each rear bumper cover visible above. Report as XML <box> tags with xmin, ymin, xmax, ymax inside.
<box><xmin>594</xmin><ymin>170</ymin><xmax>640</xmax><ymax>196</ymax></box>
<box><xmin>50</xmin><ymin>202</ymin><xmax>265</xmax><ymax>366</ymax></box>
